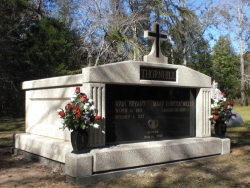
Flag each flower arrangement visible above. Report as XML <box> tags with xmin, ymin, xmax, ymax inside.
<box><xmin>209</xmin><ymin>91</ymin><xmax>236</xmax><ymax>125</ymax></box>
<box><xmin>57</xmin><ymin>87</ymin><xmax>101</xmax><ymax>132</ymax></box>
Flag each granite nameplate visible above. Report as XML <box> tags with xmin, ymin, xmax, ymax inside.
<box><xmin>106</xmin><ymin>84</ymin><xmax>196</xmax><ymax>144</ymax></box>
<box><xmin>140</xmin><ymin>66</ymin><xmax>176</xmax><ymax>81</ymax></box>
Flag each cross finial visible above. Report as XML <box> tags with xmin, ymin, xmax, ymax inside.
<box><xmin>143</xmin><ymin>23</ymin><xmax>168</xmax><ymax>64</ymax></box>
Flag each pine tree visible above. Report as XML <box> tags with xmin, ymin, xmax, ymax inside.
<box><xmin>212</xmin><ymin>36</ymin><xmax>240</xmax><ymax>99</ymax></box>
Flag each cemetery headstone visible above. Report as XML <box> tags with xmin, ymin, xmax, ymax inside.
<box><xmin>226</xmin><ymin>112</ymin><xmax>244</xmax><ymax>126</ymax></box>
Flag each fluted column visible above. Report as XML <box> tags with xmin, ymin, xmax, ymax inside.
<box><xmin>196</xmin><ymin>88</ymin><xmax>211</xmax><ymax>137</ymax></box>
<box><xmin>82</xmin><ymin>83</ymin><xmax>106</xmax><ymax>147</ymax></box>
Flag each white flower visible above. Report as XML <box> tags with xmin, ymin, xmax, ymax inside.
<box><xmin>208</xmin><ymin>115</ymin><xmax>213</xmax><ymax>120</ymax></box>
<box><xmin>214</xmin><ymin>99</ymin><xmax>219</xmax><ymax>103</ymax></box>
<box><xmin>211</xmin><ymin>104</ymin><xmax>215</xmax><ymax>108</ymax></box>
<box><xmin>223</xmin><ymin>98</ymin><xmax>227</xmax><ymax>101</ymax></box>
<box><xmin>93</xmin><ymin>123</ymin><xmax>99</xmax><ymax>129</ymax></box>
<box><xmin>72</xmin><ymin>93</ymin><xmax>78</xmax><ymax>98</ymax></box>
<box><xmin>70</xmin><ymin>97</ymin><xmax>75</xmax><ymax>102</ymax></box>
<box><xmin>84</xmin><ymin>103</ymin><xmax>90</xmax><ymax>109</ymax></box>
<box><xmin>90</xmin><ymin>106</ymin><xmax>95</xmax><ymax>111</ymax></box>
<box><xmin>227</xmin><ymin>105</ymin><xmax>232</xmax><ymax>109</ymax></box>
<box><xmin>88</xmin><ymin>99</ymin><xmax>93</xmax><ymax>105</ymax></box>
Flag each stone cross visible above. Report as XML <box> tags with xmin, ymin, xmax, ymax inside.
<box><xmin>144</xmin><ymin>23</ymin><xmax>168</xmax><ymax>64</ymax></box>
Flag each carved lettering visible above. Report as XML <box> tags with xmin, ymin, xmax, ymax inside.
<box><xmin>156</xmin><ymin>134</ymin><xmax>163</xmax><ymax>138</ymax></box>
<box><xmin>137</xmin><ymin>114</ymin><xmax>144</xmax><ymax>119</ymax></box>
<box><xmin>153</xmin><ymin>101</ymin><xmax>164</xmax><ymax>106</ymax></box>
<box><xmin>140</xmin><ymin>67</ymin><xmax>176</xmax><ymax>81</ymax></box>
<box><xmin>182</xmin><ymin>101</ymin><xmax>194</xmax><ymax>106</ymax></box>
<box><xmin>115</xmin><ymin>115</ymin><xmax>130</xmax><ymax>119</ymax></box>
<box><xmin>112</xmin><ymin>101</ymin><xmax>127</xmax><ymax>107</ymax></box>
<box><xmin>136</xmin><ymin>108</ymin><xmax>142</xmax><ymax>112</ymax></box>
<box><xmin>180</xmin><ymin>108</ymin><xmax>185</xmax><ymax>112</ymax></box>
<box><xmin>129</xmin><ymin>101</ymin><xmax>146</xmax><ymax>107</ymax></box>
<box><xmin>115</xmin><ymin>109</ymin><xmax>127</xmax><ymax>113</ymax></box>
<box><xmin>147</xmin><ymin>130</ymin><xmax>159</xmax><ymax>134</ymax></box>
<box><xmin>165</xmin><ymin>101</ymin><xmax>182</xmax><ymax>106</ymax></box>
<box><xmin>144</xmin><ymin>135</ymin><xmax>150</xmax><ymax>139</ymax></box>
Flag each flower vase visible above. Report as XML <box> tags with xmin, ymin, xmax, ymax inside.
<box><xmin>214</xmin><ymin>121</ymin><xmax>227</xmax><ymax>137</ymax></box>
<box><xmin>70</xmin><ymin>129</ymin><xmax>88</xmax><ymax>153</ymax></box>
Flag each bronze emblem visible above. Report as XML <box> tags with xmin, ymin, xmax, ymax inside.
<box><xmin>148</xmin><ymin>119</ymin><xmax>158</xmax><ymax>129</ymax></box>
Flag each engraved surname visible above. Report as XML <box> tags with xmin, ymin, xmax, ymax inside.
<box><xmin>165</xmin><ymin>101</ymin><xmax>182</xmax><ymax>106</ymax></box>
<box><xmin>182</xmin><ymin>101</ymin><xmax>194</xmax><ymax>106</ymax></box>
<box><xmin>140</xmin><ymin>69</ymin><xmax>176</xmax><ymax>80</ymax></box>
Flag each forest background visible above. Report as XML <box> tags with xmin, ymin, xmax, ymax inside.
<box><xmin>1</xmin><ymin>0</ymin><xmax>250</xmax><ymax>118</ymax></box>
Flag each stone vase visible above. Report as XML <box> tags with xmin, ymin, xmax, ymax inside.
<box><xmin>214</xmin><ymin>121</ymin><xmax>227</xmax><ymax>136</ymax></box>
<box><xmin>70</xmin><ymin>129</ymin><xmax>88</xmax><ymax>153</ymax></box>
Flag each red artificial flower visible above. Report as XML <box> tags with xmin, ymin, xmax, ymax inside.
<box><xmin>227</xmin><ymin>100</ymin><xmax>232</xmax><ymax>105</ymax></box>
<box><xmin>213</xmin><ymin>115</ymin><xmax>219</xmax><ymax>121</ymax></box>
<box><xmin>76</xmin><ymin>113</ymin><xmax>81</xmax><ymax>119</ymax></box>
<box><xmin>74</xmin><ymin>106</ymin><xmax>80</xmax><ymax>113</ymax></box>
<box><xmin>67</xmin><ymin>103</ymin><xmax>72</xmax><ymax>110</ymax></box>
<box><xmin>223</xmin><ymin>105</ymin><xmax>227</xmax><ymax>110</ymax></box>
<box><xmin>81</xmin><ymin>95</ymin><xmax>87</xmax><ymax>102</ymax></box>
<box><xmin>214</xmin><ymin>110</ymin><xmax>219</xmax><ymax>114</ymax></box>
<box><xmin>75</xmin><ymin>87</ymin><xmax>80</xmax><ymax>93</ymax></box>
<box><xmin>59</xmin><ymin>111</ymin><xmax>65</xmax><ymax>117</ymax></box>
<box><xmin>95</xmin><ymin>116</ymin><xmax>102</xmax><ymax>121</ymax></box>
<box><xmin>221</xmin><ymin>92</ymin><xmax>226</xmax><ymax>97</ymax></box>
<box><xmin>231</xmin><ymin>100</ymin><xmax>234</xmax><ymax>105</ymax></box>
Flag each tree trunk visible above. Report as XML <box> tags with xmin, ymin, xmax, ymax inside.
<box><xmin>240</xmin><ymin>39</ymin><xmax>245</xmax><ymax>106</ymax></box>
<box><xmin>132</xmin><ymin>26</ymin><xmax>139</xmax><ymax>61</ymax></box>
<box><xmin>182</xmin><ymin>40</ymin><xmax>187</xmax><ymax>66</ymax></box>
<box><xmin>238</xmin><ymin>0</ymin><xmax>245</xmax><ymax>106</ymax></box>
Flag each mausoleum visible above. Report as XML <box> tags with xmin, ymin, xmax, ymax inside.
<box><xmin>13</xmin><ymin>23</ymin><xmax>230</xmax><ymax>185</ymax></box>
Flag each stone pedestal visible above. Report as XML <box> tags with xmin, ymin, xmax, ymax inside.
<box><xmin>14</xmin><ymin>133</ymin><xmax>230</xmax><ymax>184</ymax></box>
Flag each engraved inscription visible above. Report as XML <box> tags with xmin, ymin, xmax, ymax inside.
<box><xmin>140</xmin><ymin>67</ymin><xmax>177</xmax><ymax>81</ymax></box>
<box><xmin>106</xmin><ymin>85</ymin><xmax>196</xmax><ymax>144</ymax></box>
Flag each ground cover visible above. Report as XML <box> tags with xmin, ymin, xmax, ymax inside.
<box><xmin>0</xmin><ymin>107</ymin><xmax>250</xmax><ymax>188</ymax></box>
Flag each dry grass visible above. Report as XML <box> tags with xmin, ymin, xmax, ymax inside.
<box><xmin>0</xmin><ymin>118</ymin><xmax>25</xmax><ymax>147</ymax></box>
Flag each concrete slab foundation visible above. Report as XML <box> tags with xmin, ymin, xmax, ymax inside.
<box><xmin>14</xmin><ymin>133</ymin><xmax>230</xmax><ymax>185</ymax></box>
<box><xmin>12</xmin><ymin>147</ymin><xmax>222</xmax><ymax>186</ymax></box>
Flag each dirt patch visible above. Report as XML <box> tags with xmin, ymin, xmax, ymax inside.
<box><xmin>0</xmin><ymin>147</ymin><xmax>76</xmax><ymax>188</ymax></box>
<box><xmin>232</xmin><ymin>148</ymin><xmax>246</xmax><ymax>155</ymax></box>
